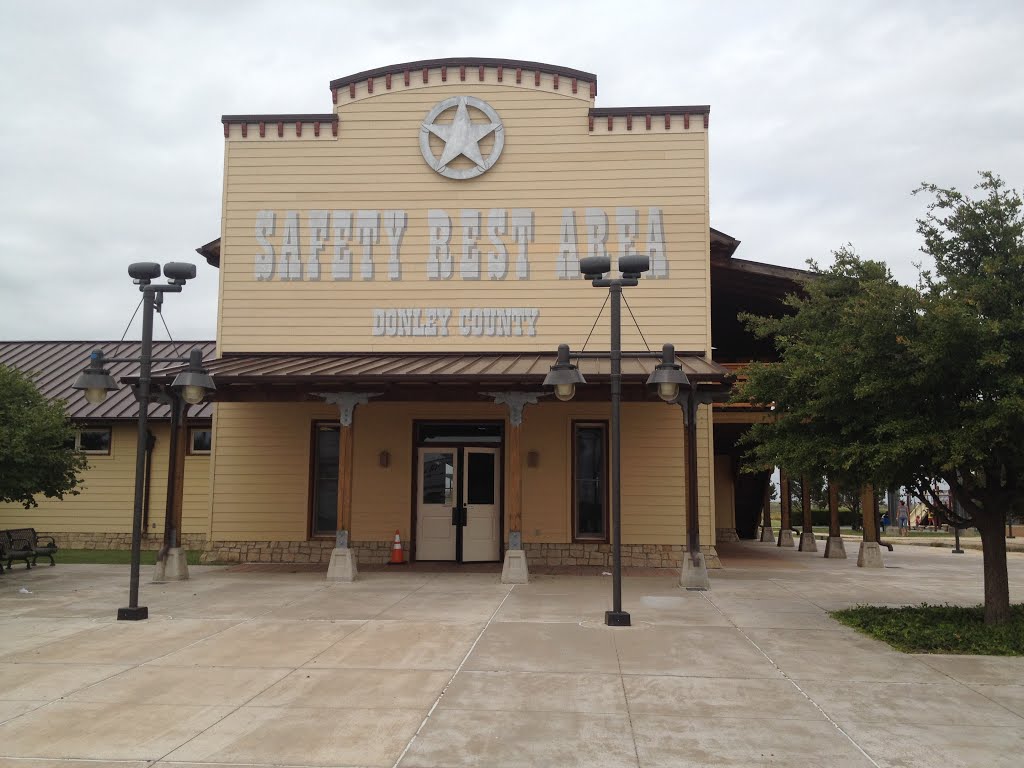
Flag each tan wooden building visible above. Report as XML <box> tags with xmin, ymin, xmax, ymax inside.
<box><xmin>2</xmin><ymin>59</ymin><xmax>807</xmax><ymax>576</ymax></box>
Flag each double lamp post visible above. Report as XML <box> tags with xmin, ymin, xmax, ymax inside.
<box><xmin>543</xmin><ymin>253</ymin><xmax>722</xmax><ymax>627</ymax></box>
<box><xmin>72</xmin><ymin>262</ymin><xmax>215</xmax><ymax>621</ymax></box>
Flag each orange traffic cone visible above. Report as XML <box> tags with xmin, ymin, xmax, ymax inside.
<box><xmin>389</xmin><ymin>530</ymin><xmax>406</xmax><ymax>565</ymax></box>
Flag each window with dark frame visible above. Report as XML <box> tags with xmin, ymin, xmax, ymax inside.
<box><xmin>76</xmin><ymin>427</ymin><xmax>112</xmax><ymax>455</ymax></box>
<box><xmin>573</xmin><ymin>422</ymin><xmax>608</xmax><ymax>541</ymax></box>
<box><xmin>189</xmin><ymin>427</ymin><xmax>212</xmax><ymax>455</ymax></box>
<box><xmin>310</xmin><ymin>423</ymin><xmax>340</xmax><ymax>537</ymax></box>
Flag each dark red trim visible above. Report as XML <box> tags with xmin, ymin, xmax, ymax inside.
<box><xmin>553</xmin><ymin>73</ymin><xmax>559</xmax><ymax>89</ymax></box>
<box><xmin>459</xmin><ymin>64</ymin><xmax>465</xmax><ymax>81</ymax></box>
<box><xmin>240</xmin><ymin>123</ymin><xmax>247</xmax><ymax>138</ymax></box>
<box><xmin>277</xmin><ymin>122</ymin><xmax>283</xmax><ymax>137</ymax></box>
<box><xmin>222</xmin><ymin>114</ymin><xmax>338</xmax><ymax>124</ymax></box>
<box><xmin>386</xmin><ymin>72</ymin><xmax>392</xmax><ymax>89</ymax></box>
<box><xmin>295</xmin><ymin>121</ymin><xmax>302</xmax><ymax>136</ymax></box>
<box><xmin>590</xmin><ymin>105</ymin><xmax>710</xmax><ymax>116</ymax></box>
<box><xmin>329</xmin><ymin>57</ymin><xmax>595</xmax><ymax>90</ymax></box>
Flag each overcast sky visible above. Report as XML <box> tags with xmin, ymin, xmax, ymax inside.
<box><xmin>2</xmin><ymin>1</ymin><xmax>1022</xmax><ymax>341</ymax></box>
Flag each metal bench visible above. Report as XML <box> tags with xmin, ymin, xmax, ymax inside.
<box><xmin>2</xmin><ymin>529</ymin><xmax>58</xmax><ymax>569</ymax></box>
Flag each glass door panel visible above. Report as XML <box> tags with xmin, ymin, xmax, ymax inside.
<box><xmin>462</xmin><ymin>448</ymin><xmax>500</xmax><ymax>562</ymax></box>
<box><xmin>416</xmin><ymin>450</ymin><xmax>458</xmax><ymax>560</ymax></box>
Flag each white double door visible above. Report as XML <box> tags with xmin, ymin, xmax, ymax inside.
<box><xmin>416</xmin><ymin>447</ymin><xmax>500</xmax><ymax>562</ymax></box>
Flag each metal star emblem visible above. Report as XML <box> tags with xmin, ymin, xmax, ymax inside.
<box><xmin>419</xmin><ymin>96</ymin><xmax>505</xmax><ymax>180</ymax></box>
<box><xmin>425</xmin><ymin>97</ymin><xmax>500</xmax><ymax>169</ymax></box>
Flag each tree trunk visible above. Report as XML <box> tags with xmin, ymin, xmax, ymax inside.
<box><xmin>978</xmin><ymin>513</ymin><xmax>1011</xmax><ymax>625</ymax></box>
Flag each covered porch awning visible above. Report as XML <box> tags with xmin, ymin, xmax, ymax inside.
<box><xmin>150</xmin><ymin>351</ymin><xmax>734</xmax><ymax>403</ymax></box>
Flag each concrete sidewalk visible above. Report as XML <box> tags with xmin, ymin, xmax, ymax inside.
<box><xmin>0</xmin><ymin>542</ymin><xmax>1021</xmax><ymax>767</ymax></box>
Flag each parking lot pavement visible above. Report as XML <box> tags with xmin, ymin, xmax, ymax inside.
<box><xmin>0</xmin><ymin>543</ymin><xmax>1021</xmax><ymax>767</ymax></box>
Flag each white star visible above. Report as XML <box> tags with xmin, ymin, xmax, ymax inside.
<box><xmin>424</xmin><ymin>97</ymin><xmax>501</xmax><ymax>171</ymax></box>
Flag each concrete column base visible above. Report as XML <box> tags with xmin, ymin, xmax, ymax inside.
<box><xmin>857</xmin><ymin>541</ymin><xmax>884</xmax><ymax>568</ymax></box>
<box><xmin>824</xmin><ymin>535</ymin><xmax>847</xmax><ymax>559</ymax></box>
<box><xmin>777</xmin><ymin>529</ymin><xmax>795</xmax><ymax>547</ymax></box>
<box><xmin>326</xmin><ymin>548</ymin><xmax>358</xmax><ymax>581</ymax></box>
<box><xmin>798</xmin><ymin>531</ymin><xmax>818</xmax><ymax>552</ymax></box>
<box><xmin>759</xmin><ymin>526</ymin><xmax>775</xmax><ymax>543</ymax></box>
<box><xmin>155</xmin><ymin>547</ymin><xmax>190</xmax><ymax>582</ymax></box>
<box><xmin>501</xmin><ymin>549</ymin><xmax>529</xmax><ymax>584</ymax></box>
<box><xmin>680</xmin><ymin>553</ymin><xmax>710</xmax><ymax>590</ymax></box>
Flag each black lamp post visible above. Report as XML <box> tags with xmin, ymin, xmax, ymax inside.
<box><xmin>72</xmin><ymin>262</ymin><xmax>214</xmax><ymax>621</ymax></box>
<box><xmin>544</xmin><ymin>253</ymin><xmax>650</xmax><ymax>627</ymax></box>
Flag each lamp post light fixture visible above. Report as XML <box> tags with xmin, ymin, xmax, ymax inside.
<box><xmin>647</xmin><ymin>343</ymin><xmax>690</xmax><ymax>403</ymax></box>
<box><xmin>545</xmin><ymin>253</ymin><xmax>650</xmax><ymax>627</ymax></box>
<box><xmin>542</xmin><ymin>344</ymin><xmax>586</xmax><ymax>401</ymax></box>
<box><xmin>72</xmin><ymin>261</ymin><xmax>214</xmax><ymax>621</ymax></box>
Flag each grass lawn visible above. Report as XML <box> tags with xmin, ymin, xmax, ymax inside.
<box><xmin>49</xmin><ymin>549</ymin><xmax>203</xmax><ymax>565</ymax></box>
<box><xmin>831</xmin><ymin>604</ymin><xmax>1024</xmax><ymax>655</ymax></box>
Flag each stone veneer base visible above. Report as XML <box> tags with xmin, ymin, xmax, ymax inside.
<box><xmin>38</xmin><ymin>534</ymin><xmax>723</xmax><ymax>569</ymax></box>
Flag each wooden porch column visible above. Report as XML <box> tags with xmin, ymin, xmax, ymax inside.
<box><xmin>777</xmin><ymin>471</ymin><xmax>795</xmax><ymax>547</ymax></box>
<box><xmin>484</xmin><ymin>392</ymin><xmax>543</xmax><ymax>584</ymax></box>
<box><xmin>320</xmin><ymin>392</ymin><xmax>379</xmax><ymax>581</ymax></box>
<box><xmin>337</xmin><ymin>423</ymin><xmax>354</xmax><ymax>535</ymax></box>
<box><xmin>154</xmin><ymin>395</ymin><xmax>190</xmax><ymax>581</ymax></box>
<box><xmin>857</xmin><ymin>484</ymin><xmax>883</xmax><ymax>567</ymax></box>
<box><xmin>507</xmin><ymin>422</ymin><xmax>522</xmax><ymax>538</ymax></box>
<box><xmin>823</xmin><ymin>481</ymin><xmax>847</xmax><ymax>558</ymax></box>
<box><xmin>759</xmin><ymin>474</ymin><xmax>775</xmax><ymax>542</ymax></box>
<box><xmin>798</xmin><ymin>476</ymin><xmax>818</xmax><ymax>551</ymax></box>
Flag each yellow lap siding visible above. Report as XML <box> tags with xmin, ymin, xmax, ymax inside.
<box><xmin>0</xmin><ymin>423</ymin><xmax>210</xmax><ymax>536</ymax></box>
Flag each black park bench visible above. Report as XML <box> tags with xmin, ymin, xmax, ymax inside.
<box><xmin>1</xmin><ymin>529</ymin><xmax>58</xmax><ymax>571</ymax></box>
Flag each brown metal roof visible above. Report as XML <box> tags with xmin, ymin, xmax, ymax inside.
<box><xmin>148</xmin><ymin>354</ymin><xmax>733</xmax><ymax>405</ymax></box>
<box><xmin>0</xmin><ymin>341</ymin><xmax>216</xmax><ymax>421</ymax></box>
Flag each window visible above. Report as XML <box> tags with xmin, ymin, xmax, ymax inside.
<box><xmin>573</xmin><ymin>422</ymin><xmax>607</xmax><ymax>540</ymax></box>
<box><xmin>310</xmin><ymin>424</ymin><xmax>340</xmax><ymax>536</ymax></box>
<box><xmin>189</xmin><ymin>428</ymin><xmax>212</xmax><ymax>455</ymax></box>
<box><xmin>72</xmin><ymin>427</ymin><xmax>111</xmax><ymax>455</ymax></box>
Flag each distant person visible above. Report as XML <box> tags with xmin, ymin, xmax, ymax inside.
<box><xmin>897</xmin><ymin>501</ymin><xmax>910</xmax><ymax>536</ymax></box>
<box><xmin>881</xmin><ymin>511</ymin><xmax>889</xmax><ymax>534</ymax></box>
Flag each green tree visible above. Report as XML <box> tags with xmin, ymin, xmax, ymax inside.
<box><xmin>0</xmin><ymin>364</ymin><xmax>88</xmax><ymax>507</ymax></box>
<box><xmin>737</xmin><ymin>173</ymin><xmax>1024</xmax><ymax>625</ymax></box>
